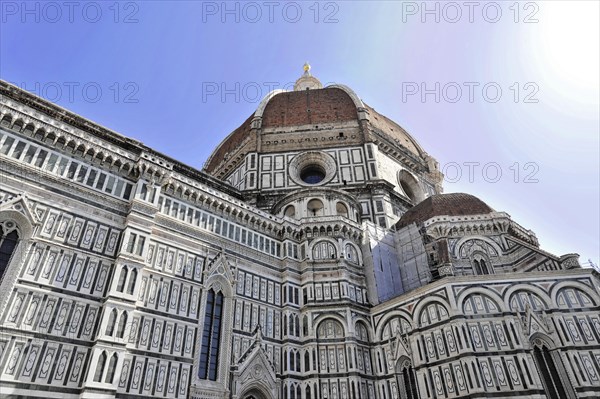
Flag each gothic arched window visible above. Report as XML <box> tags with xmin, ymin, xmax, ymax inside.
<box><xmin>284</xmin><ymin>205</ymin><xmax>296</xmax><ymax>218</ymax></box>
<box><xmin>336</xmin><ymin>202</ymin><xmax>349</xmax><ymax>217</ymax></box>
<box><xmin>116</xmin><ymin>312</ymin><xmax>128</xmax><ymax>338</ymax></box>
<box><xmin>345</xmin><ymin>243</ymin><xmax>359</xmax><ymax>264</ymax></box>
<box><xmin>105</xmin><ymin>309</ymin><xmax>117</xmax><ymax>336</ymax></box>
<box><xmin>0</xmin><ymin>224</ymin><xmax>20</xmax><ymax>281</ymax></box>
<box><xmin>312</xmin><ymin>240</ymin><xmax>337</xmax><ymax>260</ymax></box>
<box><xmin>93</xmin><ymin>351</ymin><xmax>107</xmax><ymax>382</ymax></box>
<box><xmin>116</xmin><ymin>267</ymin><xmax>127</xmax><ymax>292</ymax></box>
<box><xmin>396</xmin><ymin>359</ymin><xmax>418</xmax><ymax>399</ymax></box>
<box><xmin>532</xmin><ymin>339</ymin><xmax>574</xmax><ymax>399</ymax></box>
<box><xmin>127</xmin><ymin>268</ymin><xmax>137</xmax><ymax>295</ymax></box>
<box><xmin>199</xmin><ymin>289</ymin><xmax>224</xmax><ymax>381</ymax></box>
<box><xmin>105</xmin><ymin>353</ymin><xmax>118</xmax><ymax>383</ymax></box>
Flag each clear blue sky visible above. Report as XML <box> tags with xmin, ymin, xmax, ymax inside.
<box><xmin>1</xmin><ymin>1</ymin><xmax>598</xmax><ymax>265</ymax></box>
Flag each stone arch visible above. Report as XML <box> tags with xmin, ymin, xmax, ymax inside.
<box><xmin>454</xmin><ymin>236</ymin><xmax>502</xmax><ymax>259</ymax></box>
<box><xmin>0</xmin><ymin>209</ymin><xmax>34</xmax><ymax>239</ymax></box>
<box><xmin>315</xmin><ymin>317</ymin><xmax>346</xmax><ymax>339</ymax></box>
<box><xmin>530</xmin><ymin>332</ymin><xmax>557</xmax><ymax>348</ymax></box>
<box><xmin>504</xmin><ymin>285</ymin><xmax>551</xmax><ymax>312</ymax></box>
<box><xmin>355</xmin><ymin>320</ymin><xmax>371</xmax><ymax>342</ymax></box>
<box><xmin>376</xmin><ymin>310</ymin><xmax>413</xmax><ymax>341</ymax></box>
<box><xmin>309</xmin><ymin>238</ymin><xmax>338</xmax><ymax>261</ymax></box>
<box><xmin>456</xmin><ymin>287</ymin><xmax>506</xmax><ymax>314</ymax></box>
<box><xmin>240</xmin><ymin>382</ymin><xmax>274</xmax><ymax>399</ymax></box>
<box><xmin>413</xmin><ymin>298</ymin><xmax>451</xmax><ymax>327</ymax></box>
<box><xmin>343</xmin><ymin>241</ymin><xmax>361</xmax><ymax>264</ymax></box>
<box><xmin>550</xmin><ymin>281</ymin><xmax>599</xmax><ymax>309</ymax></box>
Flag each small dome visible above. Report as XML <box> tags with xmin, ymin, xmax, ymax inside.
<box><xmin>396</xmin><ymin>193</ymin><xmax>494</xmax><ymax>229</ymax></box>
<box><xmin>294</xmin><ymin>62</ymin><xmax>323</xmax><ymax>91</ymax></box>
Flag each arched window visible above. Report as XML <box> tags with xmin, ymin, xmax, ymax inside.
<box><xmin>303</xmin><ymin>315</ymin><xmax>309</xmax><ymax>337</ymax></box>
<box><xmin>295</xmin><ymin>351</ymin><xmax>301</xmax><ymax>372</ymax></box>
<box><xmin>116</xmin><ymin>312</ymin><xmax>128</xmax><ymax>338</ymax></box>
<box><xmin>295</xmin><ymin>315</ymin><xmax>300</xmax><ymax>337</ymax></box>
<box><xmin>105</xmin><ymin>353</ymin><xmax>118</xmax><ymax>383</ymax></box>
<box><xmin>105</xmin><ymin>309</ymin><xmax>118</xmax><ymax>336</ymax></box>
<box><xmin>0</xmin><ymin>224</ymin><xmax>20</xmax><ymax>281</ymax></box>
<box><xmin>127</xmin><ymin>268</ymin><xmax>137</xmax><ymax>295</ymax></box>
<box><xmin>509</xmin><ymin>290</ymin><xmax>547</xmax><ymax>312</ymax></box>
<box><xmin>306</xmin><ymin>385</ymin><xmax>312</xmax><ymax>399</ymax></box>
<box><xmin>312</xmin><ymin>241</ymin><xmax>337</xmax><ymax>260</ymax></box>
<box><xmin>531</xmin><ymin>338</ymin><xmax>574</xmax><ymax>399</ymax></box>
<box><xmin>290</xmin><ymin>350</ymin><xmax>295</xmax><ymax>371</ymax></box>
<box><xmin>472</xmin><ymin>257</ymin><xmax>491</xmax><ymax>275</ymax></box>
<box><xmin>284</xmin><ymin>205</ymin><xmax>296</xmax><ymax>218</ymax></box>
<box><xmin>304</xmin><ymin>351</ymin><xmax>310</xmax><ymax>371</ymax></box>
<box><xmin>296</xmin><ymin>385</ymin><xmax>301</xmax><ymax>399</ymax></box>
<box><xmin>345</xmin><ymin>244</ymin><xmax>359</xmax><ymax>264</ymax></box>
<box><xmin>199</xmin><ymin>289</ymin><xmax>224</xmax><ymax>381</ymax></box>
<box><xmin>418</xmin><ymin>302</ymin><xmax>449</xmax><ymax>327</ymax></box>
<box><xmin>307</xmin><ymin>199</ymin><xmax>324</xmax><ymax>217</ymax></box>
<box><xmin>355</xmin><ymin>321</ymin><xmax>369</xmax><ymax>342</ymax></box>
<box><xmin>400</xmin><ymin>365</ymin><xmax>418</xmax><ymax>399</ymax></box>
<box><xmin>556</xmin><ymin>287</ymin><xmax>595</xmax><ymax>309</ymax></box>
<box><xmin>336</xmin><ymin>202</ymin><xmax>348</xmax><ymax>218</ymax></box>
<box><xmin>116</xmin><ymin>267</ymin><xmax>128</xmax><ymax>292</ymax></box>
<box><xmin>317</xmin><ymin>319</ymin><xmax>345</xmax><ymax>339</ymax></box>
<box><xmin>93</xmin><ymin>351</ymin><xmax>107</xmax><ymax>382</ymax></box>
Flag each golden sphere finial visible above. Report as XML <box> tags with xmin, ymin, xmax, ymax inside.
<box><xmin>303</xmin><ymin>62</ymin><xmax>311</xmax><ymax>73</ymax></box>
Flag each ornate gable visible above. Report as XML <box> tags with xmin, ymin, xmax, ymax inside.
<box><xmin>0</xmin><ymin>194</ymin><xmax>39</xmax><ymax>237</ymax></box>
<box><xmin>231</xmin><ymin>326</ymin><xmax>279</xmax><ymax>399</ymax></box>
<box><xmin>520</xmin><ymin>303</ymin><xmax>553</xmax><ymax>340</ymax></box>
<box><xmin>0</xmin><ymin>194</ymin><xmax>39</xmax><ymax>224</ymax></box>
<box><xmin>204</xmin><ymin>250</ymin><xmax>236</xmax><ymax>289</ymax></box>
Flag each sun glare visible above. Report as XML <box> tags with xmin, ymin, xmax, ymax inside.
<box><xmin>533</xmin><ymin>2</ymin><xmax>599</xmax><ymax>102</ymax></box>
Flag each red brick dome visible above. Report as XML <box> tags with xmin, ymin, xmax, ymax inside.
<box><xmin>204</xmin><ymin>79</ymin><xmax>427</xmax><ymax>178</ymax></box>
<box><xmin>396</xmin><ymin>193</ymin><xmax>494</xmax><ymax>229</ymax></box>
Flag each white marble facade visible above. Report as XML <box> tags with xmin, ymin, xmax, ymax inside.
<box><xmin>0</xmin><ymin>73</ymin><xmax>598</xmax><ymax>399</ymax></box>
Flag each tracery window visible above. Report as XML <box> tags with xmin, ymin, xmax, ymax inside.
<box><xmin>473</xmin><ymin>259</ymin><xmax>491</xmax><ymax>275</ymax></box>
<box><xmin>317</xmin><ymin>319</ymin><xmax>345</xmax><ymax>339</ymax></box>
<box><xmin>532</xmin><ymin>339</ymin><xmax>574</xmax><ymax>399</ymax></box>
<box><xmin>312</xmin><ymin>241</ymin><xmax>336</xmax><ymax>260</ymax></box>
<box><xmin>397</xmin><ymin>360</ymin><xmax>418</xmax><ymax>399</ymax></box>
<box><xmin>199</xmin><ymin>289</ymin><xmax>224</xmax><ymax>381</ymax></box>
<box><xmin>0</xmin><ymin>222</ymin><xmax>20</xmax><ymax>281</ymax></box>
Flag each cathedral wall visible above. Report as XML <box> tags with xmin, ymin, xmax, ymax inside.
<box><xmin>371</xmin><ymin>270</ymin><xmax>600</xmax><ymax>399</ymax></box>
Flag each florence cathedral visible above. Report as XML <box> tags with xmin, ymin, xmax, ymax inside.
<box><xmin>0</xmin><ymin>66</ymin><xmax>598</xmax><ymax>399</ymax></box>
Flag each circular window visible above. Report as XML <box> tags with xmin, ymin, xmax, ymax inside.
<box><xmin>300</xmin><ymin>165</ymin><xmax>326</xmax><ymax>185</ymax></box>
<box><xmin>289</xmin><ymin>151</ymin><xmax>337</xmax><ymax>187</ymax></box>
